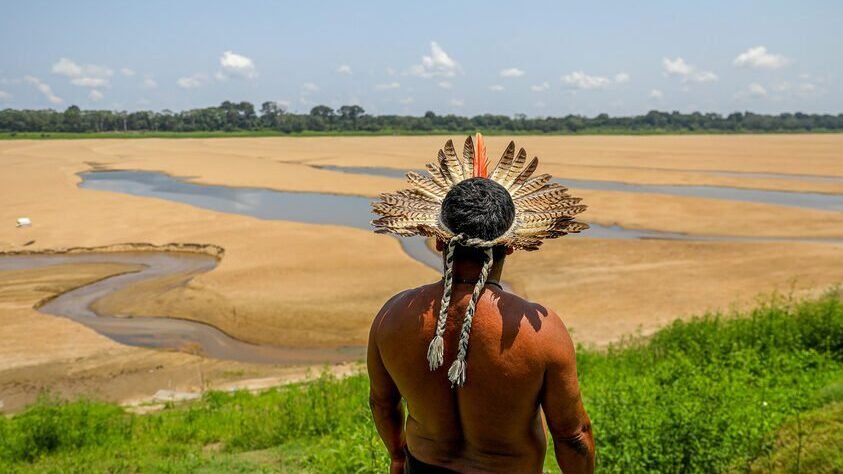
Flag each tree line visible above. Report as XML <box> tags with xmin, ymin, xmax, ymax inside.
<box><xmin>2</xmin><ymin>101</ymin><xmax>842</xmax><ymax>134</ymax></box>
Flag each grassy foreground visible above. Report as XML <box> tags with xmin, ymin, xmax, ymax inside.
<box><xmin>1</xmin><ymin>292</ymin><xmax>841</xmax><ymax>473</ymax></box>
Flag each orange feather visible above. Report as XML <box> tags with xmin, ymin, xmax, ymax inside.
<box><xmin>473</xmin><ymin>133</ymin><xmax>489</xmax><ymax>177</ymax></box>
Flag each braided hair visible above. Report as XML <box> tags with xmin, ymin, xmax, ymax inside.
<box><xmin>427</xmin><ymin>178</ymin><xmax>515</xmax><ymax>387</ymax></box>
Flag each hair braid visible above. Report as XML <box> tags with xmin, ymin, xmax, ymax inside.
<box><xmin>426</xmin><ymin>234</ymin><xmax>463</xmax><ymax>370</ymax></box>
<box><xmin>447</xmin><ymin>247</ymin><xmax>493</xmax><ymax>387</ymax></box>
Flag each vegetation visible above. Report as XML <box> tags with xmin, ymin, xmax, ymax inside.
<box><xmin>1</xmin><ymin>291</ymin><xmax>840</xmax><ymax>473</ymax></box>
<box><xmin>2</xmin><ymin>102</ymin><xmax>843</xmax><ymax>137</ymax></box>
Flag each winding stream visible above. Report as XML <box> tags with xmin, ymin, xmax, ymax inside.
<box><xmin>0</xmin><ymin>252</ymin><xmax>361</xmax><ymax>364</ymax></box>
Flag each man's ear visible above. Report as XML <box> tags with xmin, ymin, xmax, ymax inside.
<box><xmin>435</xmin><ymin>240</ymin><xmax>444</xmax><ymax>252</ymax></box>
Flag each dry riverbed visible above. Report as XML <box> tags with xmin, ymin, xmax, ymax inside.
<box><xmin>1</xmin><ymin>135</ymin><xmax>842</xmax><ymax>410</ymax></box>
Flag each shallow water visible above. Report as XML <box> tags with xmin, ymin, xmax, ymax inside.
<box><xmin>703</xmin><ymin>170</ymin><xmax>843</xmax><ymax>183</ymax></box>
<box><xmin>5</xmin><ymin>168</ymin><xmax>835</xmax><ymax>365</ymax></box>
<box><xmin>80</xmin><ymin>170</ymin><xmax>843</xmax><ymax>250</ymax></box>
<box><xmin>0</xmin><ymin>252</ymin><xmax>362</xmax><ymax>364</ymax></box>
<box><xmin>316</xmin><ymin>165</ymin><xmax>843</xmax><ymax>212</ymax></box>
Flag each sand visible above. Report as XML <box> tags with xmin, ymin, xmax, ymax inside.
<box><xmin>0</xmin><ymin>135</ymin><xmax>841</xmax><ymax>410</ymax></box>
<box><xmin>0</xmin><ymin>262</ymin><xmax>365</xmax><ymax>412</ymax></box>
<box><xmin>505</xmin><ymin>238</ymin><xmax>843</xmax><ymax>345</ymax></box>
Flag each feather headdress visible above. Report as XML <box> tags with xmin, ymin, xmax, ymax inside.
<box><xmin>371</xmin><ymin>134</ymin><xmax>588</xmax><ymax>386</ymax></box>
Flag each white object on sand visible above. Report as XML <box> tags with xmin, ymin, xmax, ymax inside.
<box><xmin>151</xmin><ymin>389</ymin><xmax>201</xmax><ymax>403</ymax></box>
<box><xmin>16</xmin><ymin>217</ymin><xmax>31</xmax><ymax>228</ymax></box>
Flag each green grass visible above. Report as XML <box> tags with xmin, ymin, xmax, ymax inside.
<box><xmin>747</xmin><ymin>398</ymin><xmax>842</xmax><ymax>473</ymax></box>
<box><xmin>2</xmin><ymin>129</ymin><xmax>842</xmax><ymax>140</ymax></box>
<box><xmin>1</xmin><ymin>291</ymin><xmax>840</xmax><ymax>473</ymax></box>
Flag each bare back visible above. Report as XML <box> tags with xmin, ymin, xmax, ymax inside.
<box><xmin>368</xmin><ymin>281</ymin><xmax>592</xmax><ymax>473</ymax></box>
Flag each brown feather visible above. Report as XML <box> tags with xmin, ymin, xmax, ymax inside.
<box><xmin>511</xmin><ymin>173</ymin><xmax>553</xmax><ymax>199</ymax></box>
<box><xmin>440</xmin><ymin>149</ymin><xmax>464</xmax><ymax>184</ymax></box>
<box><xmin>507</xmin><ymin>157</ymin><xmax>539</xmax><ymax>193</ymax></box>
<box><xmin>442</xmin><ymin>139</ymin><xmax>466</xmax><ymax>181</ymax></box>
<box><xmin>513</xmin><ymin>184</ymin><xmax>574</xmax><ymax>205</ymax></box>
<box><xmin>391</xmin><ymin>189</ymin><xmax>441</xmax><ymax>205</ymax></box>
<box><xmin>407</xmin><ymin>171</ymin><xmax>447</xmax><ymax>199</ymax></box>
<box><xmin>498</xmin><ymin>147</ymin><xmax>528</xmax><ymax>188</ymax></box>
<box><xmin>436</xmin><ymin>151</ymin><xmax>456</xmax><ymax>185</ymax></box>
<box><xmin>490</xmin><ymin>141</ymin><xmax>516</xmax><ymax>181</ymax></box>
<box><xmin>425</xmin><ymin>162</ymin><xmax>449</xmax><ymax>188</ymax></box>
<box><xmin>515</xmin><ymin>197</ymin><xmax>583</xmax><ymax>213</ymax></box>
<box><xmin>462</xmin><ymin>136</ymin><xmax>474</xmax><ymax>178</ymax></box>
<box><xmin>372</xmin><ymin>214</ymin><xmax>438</xmax><ymax>230</ymax></box>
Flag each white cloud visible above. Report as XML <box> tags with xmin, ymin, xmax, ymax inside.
<box><xmin>176</xmin><ymin>74</ymin><xmax>208</xmax><ymax>89</ymax></box>
<box><xmin>0</xmin><ymin>90</ymin><xmax>11</xmax><ymax>101</ymax></box>
<box><xmin>142</xmin><ymin>78</ymin><xmax>157</xmax><ymax>89</ymax></box>
<box><xmin>500</xmin><ymin>67</ymin><xmax>525</xmax><ymax>78</ymax></box>
<box><xmin>649</xmin><ymin>89</ymin><xmax>664</xmax><ymax>100</ymax></box>
<box><xmin>614</xmin><ymin>72</ymin><xmax>630</xmax><ymax>84</ymax></box>
<box><xmin>399</xmin><ymin>97</ymin><xmax>414</xmax><ymax>104</ymax></box>
<box><xmin>662</xmin><ymin>57</ymin><xmax>718</xmax><ymax>83</ymax></box>
<box><xmin>219</xmin><ymin>50</ymin><xmax>257</xmax><ymax>79</ymax></box>
<box><xmin>302</xmin><ymin>82</ymin><xmax>319</xmax><ymax>93</ymax></box>
<box><xmin>24</xmin><ymin>76</ymin><xmax>62</xmax><ymax>104</ymax></box>
<box><xmin>797</xmin><ymin>82</ymin><xmax>821</xmax><ymax>97</ymax></box>
<box><xmin>561</xmin><ymin>71</ymin><xmax>612</xmax><ymax>90</ymax></box>
<box><xmin>137</xmin><ymin>98</ymin><xmax>151</xmax><ymax>106</ymax></box>
<box><xmin>408</xmin><ymin>41</ymin><xmax>460</xmax><ymax>78</ymax></box>
<box><xmin>768</xmin><ymin>80</ymin><xmax>824</xmax><ymax>98</ymax></box>
<box><xmin>663</xmin><ymin>57</ymin><xmax>692</xmax><ymax>76</ymax></box>
<box><xmin>531</xmin><ymin>81</ymin><xmax>550</xmax><ymax>92</ymax></box>
<box><xmin>71</xmin><ymin>77</ymin><xmax>108</xmax><ymax>87</ymax></box>
<box><xmin>375</xmin><ymin>81</ymin><xmax>401</xmax><ymax>90</ymax></box>
<box><xmin>437</xmin><ymin>81</ymin><xmax>452</xmax><ymax>89</ymax></box>
<box><xmin>88</xmin><ymin>89</ymin><xmax>104</xmax><ymax>101</ymax></box>
<box><xmin>120</xmin><ymin>67</ymin><xmax>135</xmax><ymax>77</ymax></box>
<box><xmin>771</xmin><ymin>81</ymin><xmax>791</xmax><ymax>93</ymax></box>
<box><xmin>337</xmin><ymin>64</ymin><xmax>353</xmax><ymax>75</ymax></box>
<box><xmin>52</xmin><ymin>58</ymin><xmax>82</xmax><ymax>77</ymax></box>
<box><xmin>51</xmin><ymin>58</ymin><xmax>113</xmax><ymax>88</ymax></box>
<box><xmin>693</xmin><ymin>71</ymin><xmax>719</xmax><ymax>83</ymax></box>
<box><xmin>748</xmin><ymin>82</ymin><xmax>767</xmax><ymax>97</ymax></box>
<box><xmin>449</xmin><ymin>98</ymin><xmax>464</xmax><ymax>107</ymax></box>
<box><xmin>489</xmin><ymin>84</ymin><xmax>504</xmax><ymax>92</ymax></box>
<box><xmin>733</xmin><ymin>46</ymin><xmax>788</xmax><ymax>69</ymax></box>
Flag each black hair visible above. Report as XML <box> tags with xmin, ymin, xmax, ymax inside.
<box><xmin>441</xmin><ymin>177</ymin><xmax>515</xmax><ymax>262</ymax></box>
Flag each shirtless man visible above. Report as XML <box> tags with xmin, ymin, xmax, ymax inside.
<box><xmin>369</xmin><ymin>139</ymin><xmax>594</xmax><ymax>473</ymax></box>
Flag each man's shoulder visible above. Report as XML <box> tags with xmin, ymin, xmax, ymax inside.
<box><xmin>496</xmin><ymin>291</ymin><xmax>560</xmax><ymax>322</ymax></box>
<box><xmin>495</xmin><ymin>293</ymin><xmax>570</xmax><ymax>345</ymax></box>
<box><xmin>381</xmin><ymin>282</ymin><xmax>440</xmax><ymax>308</ymax></box>
<box><xmin>372</xmin><ymin>283</ymin><xmax>439</xmax><ymax>325</ymax></box>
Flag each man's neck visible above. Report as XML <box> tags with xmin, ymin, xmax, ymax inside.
<box><xmin>450</xmin><ymin>257</ymin><xmax>505</xmax><ymax>284</ymax></box>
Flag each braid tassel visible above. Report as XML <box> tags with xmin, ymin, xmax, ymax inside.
<box><xmin>427</xmin><ymin>235</ymin><xmax>463</xmax><ymax>370</ymax></box>
<box><xmin>448</xmin><ymin>247</ymin><xmax>494</xmax><ymax>387</ymax></box>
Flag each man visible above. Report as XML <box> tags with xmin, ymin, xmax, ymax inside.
<box><xmin>369</xmin><ymin>135</ymin><xmax>594</xmax><ymax>473</ymax></box>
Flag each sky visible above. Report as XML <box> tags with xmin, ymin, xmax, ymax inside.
<box><xmin>1</xmin><ymin>1</ymin><xmax>841</xmax><ymax>116</ymax></box>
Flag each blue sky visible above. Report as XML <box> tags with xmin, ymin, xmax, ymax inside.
<box><xmin>1</xmin><ymin>1</ymin><xmax>841</xmax><ymax>116</ymax></box>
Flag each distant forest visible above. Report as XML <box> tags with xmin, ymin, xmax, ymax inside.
<box><xmin>2</xmin><ymin>101</ymin><xmax>842</xmax><ymax>134</ymax></box>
